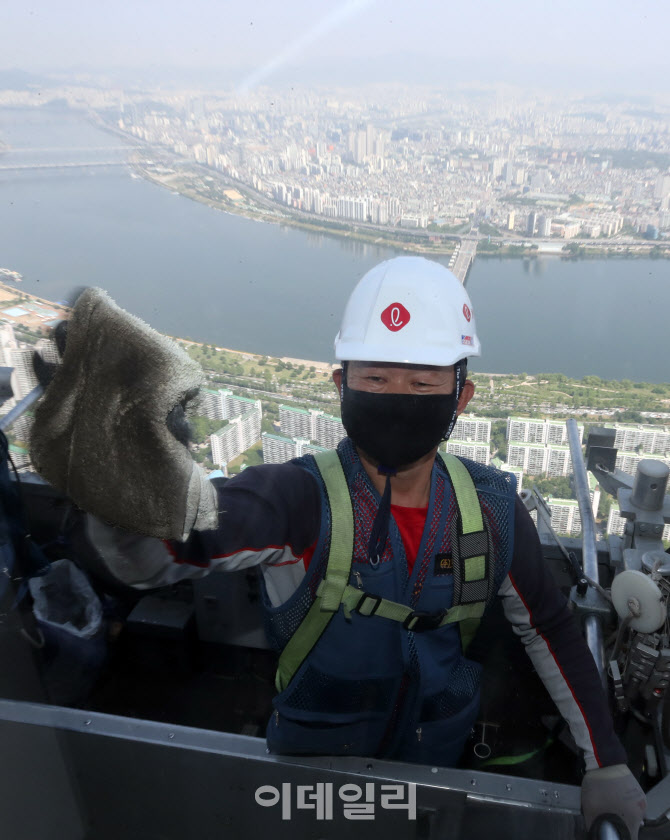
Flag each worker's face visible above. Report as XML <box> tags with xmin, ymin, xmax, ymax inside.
<box><xmin>332</xmin><ymin>361</ymin><xmax>475</xmax><ymax>470</ymax></box>
<box><xmin>332</xmin><ymin>362</ymin><xmax>474</xmax><ymax>415</ymax></box>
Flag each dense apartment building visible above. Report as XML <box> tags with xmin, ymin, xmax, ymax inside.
<box><xmin>0</xmin><ymin>323</ymin><xmax>40</xmax><ymax>402</ymax></box>
<box><xmin>612</xmin><ymin>423</ymin><xmax>670</xmax><ymax>457</ymax></box>
<box><xmin>451</xmin><ymin>415</ymin><xmax>491</xmax><ymax>443</ymax></box>
<box><xmin>615</xmin><ymin>450</ymin><xmax>670</xmax><ymax>477</ymax></box>
<box><xmin>199</xmin><ymin>388</ymin><xmax>260</xmax><ymax>422</ymax></box>
<box><xmin>261</xmin><ymin>432</ymin><xmax>328</xmax><ymax>464</ymax></box>
<box><xmin>443</xmin><ymin>440</ymin><xmax>490</xmax><ymax>465</ymax></box>
<box><xmin>210</xmin><ymin>402</ymin><xmax>262</xmax><ymax>467</ymax></box>
<box><xmin>0</xmin><ymin>325</ymin><xmax>60</xmax><ymax>410</ymax></box>
<box><xmin>546</xmin><ymin>445</ymin><xmax>572</xmax><ymax>477</ymax></box>
<box><xmin>506</xmin><ymin>417</ymin><xmax>583</xmax><ymax>446</ymax></box>
<box><xmin>546</xmin><ymin>499</ymin><xmax>581</xmax><ymax>535</ymax></box>
<box><xmin>537</xmin><ymin>477</ymin><xmax>599</xmax><ymax>536</ymax></box>
<box><xmin>261</xmin><ymin>432</ymin><xmax>298</xmax><ymax>465</ymax></box>
<box><xmin>279</xmin><ymin>405</ymin><xmax>345</xmax><ymax>449</ymax></box>
<box><xmin>506</xmin><ymin>442</ymin><xmax>574</xmax><ymax>477</ymax></box>
<box><xmin>506</xmin><ymin>418</ymin><xmax>583</xmax><ymax>477</ymax></box>
<box><xmin>199</xmin><ymin>388</ymin><xmax>223</xmax><ymax>421</ymax></box>
<box><xmin>278</xmin><ymin>405</ymin><xmax>312</xmax><ymax>439</ymax></box>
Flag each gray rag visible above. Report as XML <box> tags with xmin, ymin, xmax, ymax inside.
<box><xmin>30</xmin><ymin>287</ymin><xmax>218</xmax><ymax>541</ymax></box>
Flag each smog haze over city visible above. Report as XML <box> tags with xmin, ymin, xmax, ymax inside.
<box><xmin>2</xmin><ymin>0</ymin><xmax>669</xmax><ymax>92</ymax></box>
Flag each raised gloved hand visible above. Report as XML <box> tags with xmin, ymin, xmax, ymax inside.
<box><xmin>30</xmin><ymin>288</ymin><xmax>217</xmax><ymax>542</ymax></box>
<box><xmin>581</xmin><ymin>764</ymin><xmax>646</xmax><ymax>840</ymax></box>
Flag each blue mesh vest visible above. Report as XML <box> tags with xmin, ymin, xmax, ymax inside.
<box><xmin>262</xmin><ymin>437</ymin><xmax>516</xmax><ymax>766</ymax></box>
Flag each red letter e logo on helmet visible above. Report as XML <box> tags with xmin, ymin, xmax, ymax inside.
<box><xmin>463</xmin><ymin>303</ymin><xmax>471</xmax><ymax>322</ymax></box>
<box><xmin>381</xmin><ymin>302</ymin><xmax>410</xmax><ymax>332</ymax></box>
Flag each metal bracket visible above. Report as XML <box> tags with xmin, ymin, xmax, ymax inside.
<box><xmin>570</xmin><ymin>583</ymin><xmax>613</xmax><ymax>621</ymax></box>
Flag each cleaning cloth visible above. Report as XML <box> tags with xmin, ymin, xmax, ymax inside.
<box><xmin>30</xmin><ymin>288</ymin><xmax>217</xmax><ymax>541</ymax></box>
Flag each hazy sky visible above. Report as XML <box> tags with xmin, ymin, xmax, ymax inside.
<box><xmin>2</xmin><ymin>0</ymin><xmax>669</xmax><ymax>92</ymax></box>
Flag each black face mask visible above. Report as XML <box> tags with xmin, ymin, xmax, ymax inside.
<box><xmin>340</xmin><ymin>369</ymin><xmax>462</xmax><ymax>471</ymax></box>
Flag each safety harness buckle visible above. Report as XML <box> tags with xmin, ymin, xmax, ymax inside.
<box><xmin>355</xmin><ymin>592</ymin><xmax>382</xmax><ymax>616</ymax></box>
<box><xmin>403</xmin><ymin>609</ymin><xmax>447</xmax><ymax>632</ymax></box>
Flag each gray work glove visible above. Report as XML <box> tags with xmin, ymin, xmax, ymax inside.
<box><xmin>581</xmin><ymin>764</ymin><xmax>646</xmax><ymax>840</ymax></box>
<box><xmin>30</xmin><ymin>288</ymin><xmax>217</xmax><ymax>542</ymax></box>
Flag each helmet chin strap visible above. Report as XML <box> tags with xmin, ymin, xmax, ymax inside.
<box><xmin>442</xmin><ymin>358</ymin><xmax>467</xmax><ymax>443</ymax></box>
<box><xmin>340</xmin><ymin>360</ymin><xmax>347</xmax><ymax>401</ymax></box>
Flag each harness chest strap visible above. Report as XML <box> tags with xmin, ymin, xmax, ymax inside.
<box><xmin>275</xmin><ymin>450</ymin><xmax>490</xmax><ymax>693</ymax></box>
<box><xmin>324</xmin><ymin>581</ymin><xmax>485</xmax><ymax>631</ymax></box>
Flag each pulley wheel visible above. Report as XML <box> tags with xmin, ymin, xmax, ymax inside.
<box><xmin>611</xmin><ymin>570</ymin><xmax>666</xmax><ymax>634</ymax></box>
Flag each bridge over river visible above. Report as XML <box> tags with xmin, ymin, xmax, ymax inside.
<box><xmin>449</xmin><ymin>235</ymin><xmax>478</xmax><ymax>283</ymax></box>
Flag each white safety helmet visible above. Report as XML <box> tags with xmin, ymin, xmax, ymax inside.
<box><xmin>334</xmin><ymin>256</ymin><xmax>481</xmax><ymax>366</ymax></box>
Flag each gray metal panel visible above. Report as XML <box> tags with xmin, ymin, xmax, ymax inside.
<box><xmin>0</xmin><ymin>700</ymin><xmax>584</xmax><ymax>840</ymax></box>
<box><xmin>0</xmin><ymin>717</ymin><xmax>86</xmax><ymax>840</ymax></box>
<box><xmin>646</xmin><ymin>772</ymin><xmax>670</xmax><ymax>821</ymax></box>
<box><xmin>193</xmin><ymin>569</ymin><xmax>270</xmax><ymax>648</ymax></box>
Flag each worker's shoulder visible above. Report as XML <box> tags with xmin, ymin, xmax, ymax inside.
<box><xmin>439</xmin><ymin>452</ymin><xmax>517</xmax><ymax>494</ymax></box>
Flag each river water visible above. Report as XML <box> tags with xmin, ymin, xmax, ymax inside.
<box><xmin>0</xmin><ymin>106</ymin><xmax>668</xmax><ymax>383</ymax></box>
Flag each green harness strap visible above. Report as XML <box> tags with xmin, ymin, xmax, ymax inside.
<box><xmin>438</xmin><ymin>453</ymin><xmax>489</xmax><ymax>652</ymax></box>
<box><xmin>275</xmin><ymin>450</ymin><xmax>489</xmax><ymax>693</ymax></box>
<box><xmin>275</xmin><ymin>450</ymin><xmax>354</xmax><ymax>692</ymax></box>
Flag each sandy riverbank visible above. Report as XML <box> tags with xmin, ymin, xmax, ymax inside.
<box><xmin>176</xmin><ymin>337</ymin><xmax>335</xmax><ymax>372</ymax></box>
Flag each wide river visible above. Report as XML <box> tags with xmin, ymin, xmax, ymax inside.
<box><xmin>0</xmin><ymin>107</ymin><xmax>668</xmax><ymax>383</ymax></box>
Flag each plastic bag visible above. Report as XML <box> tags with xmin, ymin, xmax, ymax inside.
<box><xmin>28</xmin><ymin>559</ymin><xmax>106</xmax><ymax>705</ymax></box>
<box><xmin>29</xmin><ymin>558</ymin><xmax>103</xmax><ymax>639</ymax></box>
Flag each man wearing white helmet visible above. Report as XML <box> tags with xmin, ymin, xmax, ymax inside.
<box><xmin>32</xmin><ymin>256</ymin><xmax>646</xmax><ymax>837</ymax></box>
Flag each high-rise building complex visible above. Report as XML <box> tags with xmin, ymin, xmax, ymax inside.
<box><xmin>526</xmin><ymin>212</ymin><xmax>537</xmax><ymax>236</ymax></box>
<box><xmin>654</xmin><ymin>173</ymin><xmax>670</xmax><ymax>201</ymax></box>
<box><xmin>198</xmin><ymin>388</ymin><xmax>261</xmax><ymax>423</ymax></box>
<box><xmin>507</xmin><ymin>418</ymin><xmax>582</xmax><ymax>447</ymax></box>
<box><xmin>612</xmin><ymin>423</ymin><xmax>670</xmax><ymax>457</ymax></box>
<box><xmin>210</xmin><ymin>402</ymin><xmax>262</xmax><ymax>467</ymax></box>
<box><xmin>539</xmin><ymin>477</ymin><xmax>599</xmax><ymax>536</ymax></box>
<box><xmin>506</xmin><ymin>442</ymin><xmax>573</xmax><ymax>477</ymax></box>
<box><xmin>279</xmin><ymin>405</ymin><xmax>345</xmax><ymax>449</ymax></box>
<box><xmin>8</xmin><ymin>347</ymin><xmax>39</xmax><ymax>401</ymax></box>
<box><xmin>615</xmin><ymin>451</ymin><xmax>670</xmax><ymax>477</ymax></box>
<box><xmin>261</xmin><ymin>432</ymin><xmax>328</xmax><ymax>465</ymax></box>
<box><xmin>452</xmin><ymin>416</ymin><xmax>491</xmax><ymax>443</ymax></box>
<box><xmin>443</xmin><ymin>440</ymin><xmax>490</xmax><ymax>465</ymax></box>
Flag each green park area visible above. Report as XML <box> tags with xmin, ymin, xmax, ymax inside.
<box><xmin>181</xmin><ymin>341</ymin><xmax>336</xmax><ymax>411</ymax></box>
<box><xmin>183</xmin><ymin>341</ymin><xmax>670</xmax><ymax>423</ymax></box>
<box><xmin>182</xmin><ymin>342</ymin><xmax>670</xmax><ymax>503</ymax></box>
